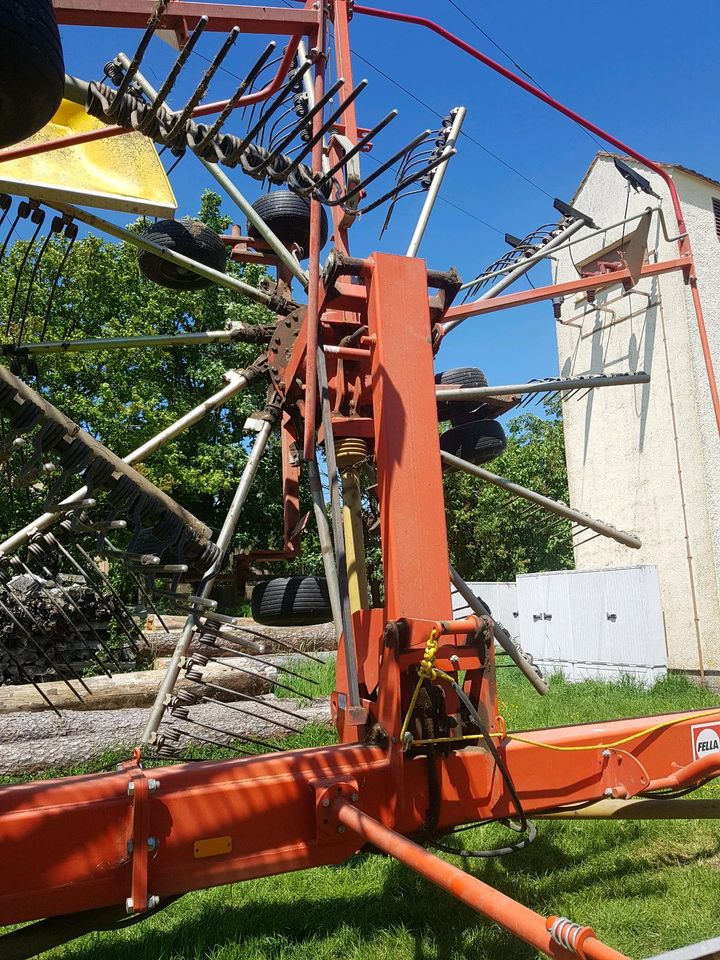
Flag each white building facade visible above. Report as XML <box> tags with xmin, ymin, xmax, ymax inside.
<box><xmin>554</xmin><ymin>153</ymin><xmax>720</xmax><ymax>681</ymax></box>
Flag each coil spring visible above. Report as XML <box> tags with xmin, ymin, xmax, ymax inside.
<box><xmin>548</xmin><ymin>916</ymin><xmax>593</xmax><ymax>957</ymax></box>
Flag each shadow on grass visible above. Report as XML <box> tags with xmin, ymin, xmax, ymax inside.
<box><xmin>54</xmin><ymin>823</ymin><xmax>720</xmax><ymax>960</ymax></box>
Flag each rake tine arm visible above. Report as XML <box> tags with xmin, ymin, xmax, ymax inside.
<box><xmin>191</xmin><ymin>41</ymin><xmax>278</xmax><ymax>151</ymax></box>
<box><xmin>442</xmin><ymin>450</ymin><xmax>641</xmax><ymax>549</ymax></box>
<box><xmin>108</xmin><ymin>0</ymin><xmax>170</xmax><ymax>116</ymax></box>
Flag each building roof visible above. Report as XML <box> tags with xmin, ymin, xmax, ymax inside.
<box><xmin>571</xmin><ymin>151</ymin><xmax>720</xmax><ymax>204</ymax></box>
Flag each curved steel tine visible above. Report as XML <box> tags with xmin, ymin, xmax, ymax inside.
<box><xmin>117</xmin><ymin>559</ymin><xmax>172</xmax><ymax>630</ymax></box>
<box><xmin>0</xmin><ymin>207</ymin><xmax>24</xmax><ymax>265</ymax></box>
<box><xmin>17</xmin><ymin>215</ymin><xmax>65</xmax><ymax>344</ymax></box>
<box><xmin>379</xmin><ymin>185</ymin><xmax>426</xmax><ymax>238</ymax></box>
<box><xmin>169</xmin><ymin>713</ymin><xmax>282</xmax><ymax>751</ymax></box>
<box><xmin>224</xmin><ymin>58</ymin><xmax>314</xmax><ymax>165</ymax></box>
<box><xmin>47</xmin><ymin>533</ymin><xmax>145</xmax><ymax>655</ymax></box>
<box><xmin>192</xmin><ymin>41</ymin><xmax>277</xmax><ymax>150</ymax></box>
<box><xmin>0</xmin><ymin>193</ymin><xmax>11</xmax><ymax>232</ymax></box>
<box><xmin>254</xmin><ymin>77</ymin><xmax>345</xmax><ymax>176</ymax></box>
<box><xmin>164</xmin><ymin>726</ymin><xmax>257</xmax><ymax>757</ymax></box>
<box><xmin>41</xmin><ymin>221</ymin><xmax>78</xmax><ymax>342</ymax></box>
<box><xmin>358</xmin><ymin>147</ymin><xmax>456</xmax><ymax>216</ymax></box>
<box><xmin>108</xmin><ymin>0</ymin><xmax>171</xmax><ymax>116</ymax></box>
<box><xmin>137</xmin><ymin>15</ymin><xmax>208</xmax><ymax>130</ymax></box>
<box><xmin>199</xmin><ymin>630</ymin><xmax>318</xmax><ymax>685</ymax></box>
<box><xmin>283</xmin><ymin>79</ymin><xmax>368</xmax><ymax>177</ymax></box>
<box><xmin>5</xmin><ymin>206</ymin><xmax>45</xmax><ymax>338</ymax></box>
<box><xmin>164</xmin><ymin>27</ymin><xmax>241</xmax><ymax>145</ymax></box>
<box><xmin>191</xmin><ymin>676</ymin><xmax>308</xmax><ymax>722</ymax></box>
<box><xmin>193</xmin><ymin>651</ymin><xmax>313</xmax><ymax>700</ymax></box>
<box><xmin>324</xmin><ymin>127</ymin><xmax>432</xmax><ymax>207</ymax></box>
<box><xmin>316</xmin><ymin>109</ymin><xmax>398</xmax><ymax>188</ymax></box>
<box><xmin>196</xmin><ymin>693</ymin><xmax>300</xmax><ymax>734</ymax></box>
<box><xmin>201</xmin><ymin>614</ymin><xmax>326</xmax><ymax>664</ymax></box>
<box><xmin>0</xmin><ymin>588</ymin><xmax>88</xmax><ymax>699</ymax></box>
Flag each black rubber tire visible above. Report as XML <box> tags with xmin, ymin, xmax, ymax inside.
<box><xmin>137</xmin><ymin>219</ymin><xmax>227</xmax><ymax>290</ymax></box>
<box><xmin>440</xmin><ymin>418</ymin><xmax>507</xmax><ymax>466</ymax></box>
<box><xmin>248</xmin><ymin>191</ymin><xmax>329</xmax><ymax>259</ymax></box>
<box><xmin>251</xmin><ymin>576</ymin><xmax>333</xmax><ymax>627</ymax></box>
<box><xmin>0</xmin><ymin>0</ymin><xmax>65</xmax><ymax>148</ymax></box>
<box><xmin>436</xmin><ymin>367</ymin><xmax>488</xmax><ymax>425</ymax></box>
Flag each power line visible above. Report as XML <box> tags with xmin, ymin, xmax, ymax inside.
<box><xmin>350</xmin><ymin>47</ymin><xmax>554</xmax><ymax>200</ymax></box>
<box><xmin>445</xmin><ymin>0</ymin><xmax>604</xmax><ymax>149</ymax></box>
<box><xmin>446</xmin><ymin>0</ymin><xmax>539</xmax><ymax>85</ymax></box>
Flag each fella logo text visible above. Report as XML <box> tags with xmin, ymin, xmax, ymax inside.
<box><xmin>692</xmin><ymin>722</ymin><xmax>720</xmax><ymax>761</ymax></box>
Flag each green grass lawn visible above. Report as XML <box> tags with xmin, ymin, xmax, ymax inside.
<box><xmin>5</xmin><ymin>664</ymin><xmax>720</xmax><ymax>959</ymax></box>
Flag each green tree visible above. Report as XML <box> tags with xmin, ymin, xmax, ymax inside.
<box><xmin>443</xmin><ymin>399</ymin><xmax>574</xmax><ymax>581</ymax></box>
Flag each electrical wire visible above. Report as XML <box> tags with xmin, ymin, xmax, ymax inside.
<box><xmin>446</xmin><ymin>0</ymin><xmax>539</xmax><ymax>84</ymax></box>
<box><xmin>350</xmin><ymin>47</ymin><xmax>553</xmax><ymax>200</ymax></box>
<box><xmin>445</xmin><ymin>0</ymin><xmax>604</xmax><ymax>149</ymax></box>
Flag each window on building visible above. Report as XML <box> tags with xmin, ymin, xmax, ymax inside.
<box><xmin>713</xmin><ymin>198</ymin><xmax>720</xmax><ymax>240</ymax></box>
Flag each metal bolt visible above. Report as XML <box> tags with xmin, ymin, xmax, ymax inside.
<box><xmin>127</xmin><ymin>782</ymin><xmax>135</xmax><ymax>796</ymax></box>
<box><xmin>147</xmin><ymin>837</ymin><xmax>158</xmax><ymax>850</ymax></box>
<box><xmin>602</xmin><ymin>749</ymin><xmax>611</xmax><ymax>758</ymax></box>
<box><xmin>350</xmin><ymin>792</ymin><xmax>359</xmax><ymax>803</ymax></box>
<box><xmin>337</xmin><ymin>825</ymin><xmax>346</xmax><ymax>834</ymax></box>
<box><xmin>321</xmin><ymin>797</ymin><xmax>330</xmax><ymax>808</ymax></box>
<box><xmin>604</xmin><ymin>787</ymin><xmax>614</xmax><ymax>797</ymax></box>
<box><xmin>148</xmin><ymin>895</ymin><xmax>160</xmax><ymax>910</ymax></box>
<box><xmin>127</xmin><ymin>839</ymin><xmax>134</xmax><ymax>854</ymax></box>
<box><xmin>125</xmin><ymin>898</ymin><xmax>134</xmax><ymax>915</ymax></box>
<box><xmin>148</xmin><ymin>779</ymin><xmax>160</xmax><ymax>792</ymax></box>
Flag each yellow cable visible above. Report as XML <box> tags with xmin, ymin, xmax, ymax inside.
<box><xmin>410</xmin><ymin>708</ymin><xmax>720</xmax><ymax>750</ymax></box>
<box><xmin>399</xmin><ymin>628</ymin><xmax>439</xmax><ymax>741</ymax></box>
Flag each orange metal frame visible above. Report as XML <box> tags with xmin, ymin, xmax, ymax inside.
<box><xmin>1</xmin><ymin>3</ymin><xmax>719</xmax><ymax>958</ymax></box>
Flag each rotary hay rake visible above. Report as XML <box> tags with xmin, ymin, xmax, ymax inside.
<box><xmin>0</xmin><ymin>2</ymin><xmax>719</xmax><ymax>958</ymax></box>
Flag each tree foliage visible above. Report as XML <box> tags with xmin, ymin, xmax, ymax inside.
<box><xmin>443</xmin><ymin>399</ymin><xmax>574</xmax><ymax>581</ymax></box>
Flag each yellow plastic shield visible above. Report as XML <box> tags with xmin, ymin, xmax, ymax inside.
<box><xmin>0</xmin><ymin>100</ymin><xmax>177</xmax><ymax>217</ymax></box>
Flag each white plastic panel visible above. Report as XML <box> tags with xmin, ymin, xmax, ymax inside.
<box><xmin>516</xmin><ymin>565</ymin><xmax>667</xmax><ymax>684</ymax></box>
<box><xmin>452</xmin><ymin>581</ymin><xmax>519</xmax><ymax>640</ymax></box>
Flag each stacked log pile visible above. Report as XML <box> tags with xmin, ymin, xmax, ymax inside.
<box><xmin>0</xmin><ymin>574</ymin><xmax>116</xmax><ymax>683</ymax></box>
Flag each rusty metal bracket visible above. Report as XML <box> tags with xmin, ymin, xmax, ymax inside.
<box><xmin>600</xmin><ymin>748</ymin><xmax>650</xmax><ymax>800</ymax></box>
<box><xmin>312</xmin><ymin>778</ymin><xmax>360</xmax><ymax>841</ymax></box>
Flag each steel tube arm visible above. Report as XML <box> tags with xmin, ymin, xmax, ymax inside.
<box><xmin>0</xmin><ymin>368</ymin><xmax>258</xmax><ymax>557</ymax></box>
<box><xmin>436</xmin><ymin>372</ymin><xmax>650</xmax><ymax>402</ymax></box>
<box><xmin>142</xmin><ymin>419</ymin><xmax>274</xmax><ymax>743</ymax></box>
<box><xmin>450</xmin><ymin>565</ymin><xmax>549</xmax><ymax>694</ymax></box>
<box><xmin>8</xmin><ymin>327</ymin><xmax>271</xmax><ymax>355</ymax></box>
<box><xmin>441</xmin><ymin>451</ymin><xmax>641</xmax><ymax>549</ymax></box>
<box><xmin>406</xmin><ymin>106</ymin><xmax>465</xmax><ymax>258</ymax></box>
<box><xmin>332</xmin><ymin>799</ymin><xmax>628</xmax><ymax>960</ymax></box>
<box><xmin>48</xmin><ymin>202</ymin><xmax>282</xmax><ymax>308</ymax></box>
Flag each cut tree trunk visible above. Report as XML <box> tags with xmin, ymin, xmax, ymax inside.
<box><xmin>144</xmin><ymin>618</ymin><xmax>337</xmax><ymax>658</ymax></box>
<box><xmin>0</xmin><ymin>657</ymin><xmax>278</xmax><ymax>714</ymax></box>
<box><xmin>0</xmin><ymin>696</ymin><xmax>333</xmax><ymax>776</ymax></box>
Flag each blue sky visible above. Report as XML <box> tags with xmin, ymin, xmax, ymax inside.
<box><xmin>55</xmin><ymin>0</ymin><xmax>719</xmax><ymax>388</ymax></box>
